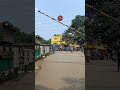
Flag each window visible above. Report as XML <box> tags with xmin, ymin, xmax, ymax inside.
<box><xmin>54</xmin><ymin>38</ymin><xmax>57</xmax><ymax>40</ymax></box>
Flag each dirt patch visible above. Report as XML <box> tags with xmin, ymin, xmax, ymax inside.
<box><xmin>35</xmin><ymin>60</ymin><xmax>43</xmax><ymax>77</ymax></box>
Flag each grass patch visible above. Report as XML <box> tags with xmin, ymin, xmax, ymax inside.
<box><xmin>45</xmin><ymin>52</ymin><xmax>51</xmax><ymax>57</ymax></box>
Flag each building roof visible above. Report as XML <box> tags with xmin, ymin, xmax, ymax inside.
<box><xmin>0</xmin><ymin>41</ymin><xmax>13</xmax><ymax>45</ymax></box>
<box><xmin>0</xmin><ymin>21</ymin><xmax>16</xmax><ymax>32</ymax></box>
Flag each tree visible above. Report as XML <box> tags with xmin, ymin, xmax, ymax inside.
<box><xmin>35</xmin><ymin>35</ymin><xmax>51</xmax><ymax>44</ymax></box>
<box><xmin>15</xmin><ymin>30</ymin><xmax>35</xmax><ymax>44</ymax></box>
<box><xmin>86</xmin><ymin>0</ymin><xmax>120</xmax><ymax>49</ymax></box>
<box><xmin>63</xmin><ymin>15</ymin><xmax>85</xmax><ymax>45</ymax></box>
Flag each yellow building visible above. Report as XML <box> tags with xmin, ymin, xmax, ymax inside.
<box><xmin>51</xmin><ymin>34</ymin><xmax>79</xmax><ymax>47</ymax></box>
<box><xmin>51</xmin><ymin>34</ymin><xmax>65</xmax><ymax>45</ymax></box>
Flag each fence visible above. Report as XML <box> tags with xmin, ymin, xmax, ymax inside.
<box><xmin>0</xmin><ymin>44</ymin><xmax>51</xmax><ymax>82</ymax></box>
<box><xmin>0</xmin><ymin>44</ymin><xmax>34</xmax><ymax>82</ymax></box>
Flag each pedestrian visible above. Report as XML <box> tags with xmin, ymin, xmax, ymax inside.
<box><xmin>116</xmin><ymin>51</ymin><xmax>120</xmax><ymax>72</ymax></box>
<box><xmin>83</xmin><ymin>48</ymin><xmax>87</xmax><ymax>60</ymax></box>
<box><xmin>107</xmin><ymin>49</ymin><xmax>113</xmax><ymax>60</ymax></box>
<box><xmin>60</xmin><ymin>45</ymin><xmax>62</xmax><ymax>51</ymax></box>
<box><xmin>86</xmin><ymin>49</ymin><xmax>91</xmax><ymax>62</ymax></box>
<box><xmin>52</xmin><ymin>44</ymin><xmax>56</xmax><ymax>54</ymax></box>
<box><xmin>71</xmin><ymin>46</ymin><xmax>73</xmax><ymax>52</ymax></box>
<box><xmin>93</xmin><ymin>48</ymin><xmax>98</xmax><ymax>61</ymax></box>
<box><xmin>81</xmin><ymin>47</ymin><xmax>84</xmax><ymax>52</ymax></box>
<box><xmin>112</xmin><ymin>50</ymin><xmax>117</xmax><ymax>62</ymax></box>
<box><xmin>116</xmin><ymin>40</ymin><xmax>120</xmax><ymax>72</ymax></box>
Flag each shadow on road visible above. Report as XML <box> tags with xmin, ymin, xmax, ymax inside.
<box><xmin>59</xmin><ymin>77</ymin><xmax>85</xmax><ymax>90</ymax></box>
<box><xmin>35</xmin><ymin>77</ymin><xmax>85</xmax><ymax>90</ymax></box>
<box><xmin>35</xmin><ymin>85</ymin><xmax>53</xmax><ymax>90</ymax></box>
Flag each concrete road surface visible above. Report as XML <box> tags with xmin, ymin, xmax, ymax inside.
<box><xmin>35</xmin><ymin>51</ymin><xmax>85</xmax><ymax>90</ymax></box>
<box><xmin>0</xmin><ymin>71</ymin><xmax>35</xmax><ymax>90</ymax></box>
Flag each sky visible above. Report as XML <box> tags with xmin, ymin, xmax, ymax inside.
<box><xmin>35</xmin><ymin>0</ymin><xmax>85</xmax><ymax>40</ymax></box>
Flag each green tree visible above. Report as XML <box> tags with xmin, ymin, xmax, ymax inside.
<box><xmin>35</xmin><ymin>35</ymin><xmax>51</xmax><ymax>44</ymax></box>
<box><xmin>86</xmin><ymin>0</ymin><xmax>120</xmax><ymax>49</ymax></box>
<box><xmin>63</xmin><ymin>15</ymin><xmax>85</xmax><ymax>45</ymax></box>
<box><xmin>15</xmin><ymin>30</ymin><xmax>35</xmax><ymax>44</ymax></box>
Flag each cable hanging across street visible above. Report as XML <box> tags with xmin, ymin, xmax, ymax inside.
<box><xmin>37</xmin><ymin>4</ymin><xmax>120</xmax><ymax>51</ymax></box>
<box><xmin>37</xmin><ymin>10</ymin><xmax>112</xmax><ymax>49</ymax></box>
<box><xmin>38</xmin><ymin>10</ymin><xmax>82</xmax><ymax>34</ymax></box>
<box><xmin>39</xmin><ymin>8</ymin><xmax>117</xmax><ymax>50</ymax></box>
<box><xmin>38</xmin><ymin>10</ymin><xmax>116</xmax><ymax>50</ymax></box>
<box><xmin>37</xmin><ymin>4</ymin><xmax>120</xmax><ymax>71</ymax></box>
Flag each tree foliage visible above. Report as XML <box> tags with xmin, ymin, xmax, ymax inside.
<box><xmin>63</xmin><ymin>15</ymin><xmax>85</xmax><ymax>45</ymax></box>
<box><xmin>86</xmin><ymin>0</ymin><xmax>120</xmax><ymax>49</ymax></box>
<box><xmin>2</xmin><ymin>21</ymin><xmax>50</xmax><ymax>44</ymax></box>
<box><xmin>35</xmin><ymin>35</ymin><xmax>51</xmax><ymax>44</ymax></box>
<box><xmin>15</xmin><ymin>30</ymin><xmax>35</xmax><ymax>44</ymax></box>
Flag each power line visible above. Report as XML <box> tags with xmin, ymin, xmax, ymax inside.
<box><xmin>37</xmin><ymin>7</ymin><xmax>120</xmax><ymax>71</ymax></box>
<box><xmin>35</xmin><ymin>24</ymin><xmax>70</xmax><ymax>28</ymax></box>
<box><xmin>38</xmin><ymin>10</ymin><xmax>82</xmax><ymax>34</ymax></box>
<box><xmin>35</xmin><ymin>20</ymin><xmax>72</xmax><ymax>24</ymax></box>
<box><xmin>37</xmin><ymin>10</ymin><xmax>117</xmax><ymax>52</ymax></box>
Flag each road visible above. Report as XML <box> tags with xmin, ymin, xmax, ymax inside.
<box><xmin>35</xmin><ymin>51</ymin><xmax>85</xmax><ymax>90</ymax></box>
<box><xmin>0</xmin><ymin>71</ymin><xmax>34</xmax><ymax>90</ymax></box>
<box><xmin>86</xmin><ymin>60</ymin><xmax>120</xmax><ymax>90</ymax></box>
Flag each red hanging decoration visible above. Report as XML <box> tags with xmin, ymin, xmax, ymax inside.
<box><xmin>57</xmin><ymin>15</ymin><xmax>63</xmax><ymax>21</ymax></box>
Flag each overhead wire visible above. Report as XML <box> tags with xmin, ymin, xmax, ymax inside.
<box><xmin>37</xmin><ymin>3</ymin><xmax>120</xmax><ymax>51</ymax></box>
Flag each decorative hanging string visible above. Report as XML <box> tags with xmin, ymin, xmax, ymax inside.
<box><xmin>37</xmin><ymin>8</ymin><xmax>117</xmax><ymax>51</ymax></box>
<box><xmin>37</xmin><ymin>4</ymin><xmax>120</xmax><ymax>70</ymax></box>
<box><xmin>38</xmin><ymin>10</ymin><xmax>82</xmax><ymax>34</ymax></box>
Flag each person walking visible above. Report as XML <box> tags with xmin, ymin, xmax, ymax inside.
<box><xmin>52</xmin><ymin>44</ymin><xmax>56</xmax><ymax>54</ymax></box>
<box><xmin>86</xmin><ymin>49</ymin><xmax>91</xmax><ymax>62</ymax></box>
<box><xmin>71</xmin><ymin>46</ymin><xmax>73</xmax><ymax>52</ymax></box>
<box><xmin>60</xmin><ymin>45</ymin><xmax>62</xmax><ymax>51</ymax></box>
<box><xmin>93</xmin><ymin>48</ymin><xmax>98</xmax><ymax>61</ymax></box>
<box><xmin>83</xmin><ymin>48</ymin><xmax>87</xmax><ymax>60</ymax></box>
<box><xmin>112</xmin><ymin>50</ymin><xmax>117</xmax><ymax>62</ymax></box>
<box><xmin>116</xmin><ymin>40</ymin><xmax>120</xmax><ymax>72</ymax></box>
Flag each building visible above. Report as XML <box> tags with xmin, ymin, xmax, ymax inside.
<box><xmin>0</xmin><ymin>21</ymin><xmax>17</xmax><ymax>80</ymax></box>
<box><xmin>35</xmin><ymin>36</ymin><xmax>51</xmax><ymax>59</ymax></box>
<box><xmin>51</xmin><ymin>34</ymin><xmax>65</xmax><ymax>45</ymax></box>
<box><xmin>51</xmin><ymin>34</ymin><xmax>80</xmax><ymax>51</ymax></box>
<box><xmin>35</xmin><ymin>36</ymin><xmax>41</xmax><ymax>60</ymax></box>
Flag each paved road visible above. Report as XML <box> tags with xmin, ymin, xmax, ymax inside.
<box><xmin>35</xmin><ymin>51</ymin><xmax>85</xmax><ymax>90</ymax></box>
<box><xmin>86</xmin><ymin>60</ymin><xmax>120</xmax><ymax>90</ymax></box>
<box><xmin>0</xmin><ymin>71</ymin><xmax>34</xmax><ymax>90</ymax></box>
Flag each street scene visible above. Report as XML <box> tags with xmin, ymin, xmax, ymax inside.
<box><xmin>0</xmin><ymin>0</ymin><xmax>120</xmax><ymax>90</ymax></box>
<box><xmin>35</xmin><ymin>51</ymin><xmax>85</xmax><ymax>90</ymax></box>
<box><xmin>85</xmin><ymin>0</ymin><xmax>120</xmax><ymax>90</ymax></box>
<box><xmin>0</xmin><ymin>0</ymin><xmax>35</xmax><ymax>89</ymax></box>
<box><xmin>35</xmin><ymin>0</ymin><xmax>85</xmax><ymax>90</ymax></box>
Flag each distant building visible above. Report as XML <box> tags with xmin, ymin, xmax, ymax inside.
<box><xmin>51</xmin><ymin>34</ymin><xmax>66</xmax><ymax>45</ymax></box>
<box><xmin>51</xmin><ymin>34</ymin><xmax>80</xmax><ymax>48</ymax></box>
